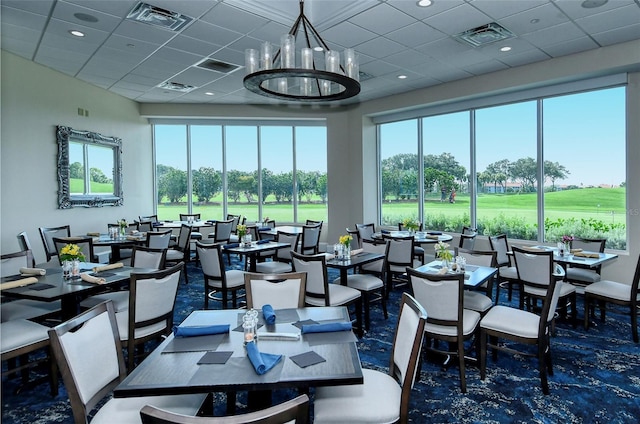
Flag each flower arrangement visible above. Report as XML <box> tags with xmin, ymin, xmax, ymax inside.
<box><xmin>402</xmin><ymin>217</ymin><xmax>420</xmax><ymax>232</ymax></box>
<box><xmin>339</xmin><ymin>234</ymin><xmax>352</xmax><ymax>247</ymax></box>
<box><xmin>59</xmin><ymin>243</ymin><xmax>86</xmax><ymax>262</ymax></box>
<box><xmin>119</xmin><ymin>218</ymin><xmax>127</xmax><ymax>230</ymax></box>
<box><xmin>434</xmin><ymin>241</ymin><xmax>453</xmax><ymax>262</ymax></box>
<box><xmin>237</xmin><ymin>224</ymin><xmax>247</xmax><ymax>238</ymax></box>
<box><xmin>262</xmin><ymin>216</ymin><xmax>270</xmax><ymax>224</ymax></box>
<box><xmin>562</xmin><ymin>235</ymin><xmax>574</xmax><ymax>244</ymax></box>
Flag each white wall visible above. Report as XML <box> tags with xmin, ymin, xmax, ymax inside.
<box><xmin>1</xmin><ymin>51</ymin><xmax>153</xmax><ymax>263</ymax></box>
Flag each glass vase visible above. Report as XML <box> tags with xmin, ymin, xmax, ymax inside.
<box><xmin>119</xmin><ymin>226</ymin><xmax>126</xmax><ymax>237</ymax></box>
<box><xmin>342</xmin><ymin>244</ymin><xmax>351</xmax><ymax>260</ymax></box>
<box><xmin>71</xmin><ymin>259</ymin><xmax>80</xmax><ymax>279</ymax></box>
<box><xmin>62</xmin><ymin>260</ymin><xmax>72</xmax><ymax>280</ymax></box>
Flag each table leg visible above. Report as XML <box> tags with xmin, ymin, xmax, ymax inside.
<box><xmin>247</xmin><ymin>390</ymin><xmax>272</xmax><ymax>410</ymax></box>
<box><xmin>339</xmin><ymin>269</ymin><xmax>348</xmax><ymax>286</ymax></box>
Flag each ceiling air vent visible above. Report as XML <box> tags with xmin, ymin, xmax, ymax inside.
<box><xmin>196</xmin><ymin>59</ymin><xmax>241</xmax><ymax>74</ymax></box>
<box><xmin>454</xmin><ymin>22</ymin><xmax>515</xmax><ymax>47</ymax></box>
<box><xmin>158</xmin><ymin>81</ymin><xmax>196</xmax><ymax>92</ymax></box>
<box><xmin>127</xmin><ymin>2</ymin><xmax>192</xmax><ymax>32</ymax></box>
<box><xmin>359</xmin><ymin>71</ymin><xmax>374</xmax><ymax>82</ymax></box>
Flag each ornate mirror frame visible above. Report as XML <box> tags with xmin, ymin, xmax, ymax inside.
<box><xmin>57</xmin><ymin>125</ymin><xmax>123</xmax><ymax>208</ymax></box>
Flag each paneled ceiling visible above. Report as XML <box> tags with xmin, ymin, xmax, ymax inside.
<box><xmin>2</xmin><ymin>0</ymin><xmax>639</xmax><ymax>106</ymax></box>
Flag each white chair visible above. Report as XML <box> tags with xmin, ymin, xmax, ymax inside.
<box><xmin>254</xmin><ymin>231</ymin><xmax>299</xmax><ymax>274</ymax></box>
<box><xmin>244</xmin><ymin>272</ymin><xmax>307</xmax><ymax>309</ymax></box>
<box><xmin>140</xmin><ymin>394</ymin><xmax>309</xmax><ymax>424</ymax></box>
<box><xmin>48</xmin><ymin>301</ymin><xmax>206</xmax><ymax>424</ymax></box>
<box><xmin>313</xmin><ymin>293</ymin><xmax>427</xmax><ymax>424</ymax></box>
<box><xmin>480</xmin><ymin>248</ymin><xmax>563</xmax><ymax>395</ymax></box>
<box><xmin>584</xmin><ymin>254</ymin><xmax>640</xmax><ymax>343</ymax></box>
<box><xmin>355</xmin><ymin>223</ymin><xmax>376</xmax><ymax>243</ymax></box>
<box><xmin>165</xmin><ymin>224</ymin><xmax>192</xmax><ymax>283</ymax></box>
<box><xmin>407</xmin><ymin>268</ymin><xmax>480</xmax><ymax>393</ymax></box>
<box><xmin>383</xmin><ymin>236</ymin><xmax>421</xmax><ymax>297</ymax></box>
<box><xmin>489</xmin><ymin>234</ymin><xmax>519</xmax><ymax>303</ymax></box>
<box><xmin>39</xmin><ymin>225</ymin><xmax>71</xmax><ymax>262</ymax></box>
<box><xmin>196</xmin><ymin>242</ymin><xmax>245</xmax><ymax>309</ymax></box>
<box><xmin>297</xmin><ymin>223</ymin><xmax>322</xmax><ymax>255</ymax></box>
<box><xmin>16</xmin><ymin>231</ymin><xmax>37</xmax><ymax>266</ymax></box>
<box><xmin>565</xmin><ymin>237</ymin><xmax>606</xmax><ymax>289</ymax></box>
<box><xmin>79</xmin><ymin>246</ymin><xmax>167</xmax><ymax>313</ymax></box>
<box><xmin>454</xmin><ymin>247</ymin><xmax>497</xmax><ymax>313</ymax></box>
<box><xmin>146</xmin><ymin>230</ymin><xmax>173</xmax><ymax>249</ymax></box>
<box><xmin>116</xmin><ymin>263</ymin><xmax>184</xmax><ymax>371</ymax></box>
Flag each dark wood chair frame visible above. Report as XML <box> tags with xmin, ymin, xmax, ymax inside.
<box><xmin>39</xmin><ymin>225</ymin><xmax>71</xmax><ymax>262</ymax></box>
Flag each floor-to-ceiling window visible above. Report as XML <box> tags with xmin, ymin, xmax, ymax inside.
<box><xmin>377</xmin><ymin>85</ymin><xmax>627</xmax><ymax>249</ymax></box>
<box><xmin>153</xmin><ymin>121</ymin><xmax>327</xmax><ymax>224</ymax></box>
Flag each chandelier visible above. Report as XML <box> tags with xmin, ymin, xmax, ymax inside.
<box><xmin>243</xmin><ymin>0</ymin><xmax>360</xmax><ymax>102</ymax></box>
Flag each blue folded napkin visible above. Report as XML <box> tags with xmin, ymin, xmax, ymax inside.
<box><xmin>245</xmin><ymin>341</ymin><xmax>282</xmax><ymax>375</ymax></box>
<box><xmin>427</xmin><ymin>231</ymin><xmax>442</xmax><ymax>235</ymax></box>
<box><xmin>223</xmin><ymin>243</ymin><xmax>240</xmax><ymax>249</ymax></box>
<box><xmin>206</xmin><ymin>220</ymin><xmax>217</xmax><ymax>224</ymax></box>
<box><xmin>262</xmin><ymin>304</ymin><xmax>276</xmax><ymax>325</ymax></box>
<box><xmin>381</xmin><ymin>229</ymin><xmax>390</xmax><ymax>234</ymax></box>
<box><xmin>256</xmin><ymin>239</ymin><xmax>270</xmax><ymax>245</ymax></box>
<box><xmin>301</xmin><ymin>322</ymin><xmax>352</xmax><ymax>334</ymax></box>
<box><xmin>172</xmin><ymin>324</ymin><xmax>229</xmax><ymax>337</ymax></box>
<box><xmin>258</xmin><ymin>226</ymin><xmax>271</xmax><ymax>231</ymax></box>
<box><xmin>152</xmin><ymin>222</ymin><xmax>163</xmax><ymax>227</ymax></box>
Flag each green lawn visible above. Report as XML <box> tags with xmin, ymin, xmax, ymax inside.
<box><xmin>70</xmin><ymin>178</ymin><xmax>113</xmax><ymax>194</ymax></box>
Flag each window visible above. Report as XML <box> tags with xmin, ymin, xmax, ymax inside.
<box><xmin>377</xmin><ymin>86</ymin><xmax>627</xmax><ymax>249</ymax></box>
<box><xmin>153</xmin><ymin>122</ymin><xmax>327</xmax><ymax>224</ymax></box>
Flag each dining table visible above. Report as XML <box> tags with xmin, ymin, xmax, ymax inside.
<box><xmin>90</xmin><ymin>233</ymin><xmax>146</xmax><ymax>263</ymax></box>
<box><xmin>113</xmin><ymin>306</ymin><xmax>363</xmax><ymax>413</ymax></box>
<box><xmin>223</xmin><ymin>241</ymin><xmax>291</xmax><ymax>272</ymax></box>
<box><xmin>0</xmin><ymin>262</ymin><xmax>150</xmax><ymax>320</ymax></box>
<box><xmin>259</xmin><ymin>225</ymin><xmax>304</xmax><ymax>237</ymax></box>
<box><xmin>372</xmin><ymin>230</ymin><xmax>453</xmax><ymax>244</ymax></box>
<box><xmin>152</xmin><ymin>220</ymin><xmax>214</xmax><ymax>230</ymax></box>
<box><xmin>413</xmin><ymin>260</ymin><xmax>498</xmax><ymax>289</ymax></box>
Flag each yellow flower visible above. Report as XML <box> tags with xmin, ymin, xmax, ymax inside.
<box><xmin>237</xmin><ymin>224</ymin><xmax>247</xmax><ymax>236</ymax></box>
<box><xmin>402</xmin><ymin>217</ymin><xmax>419</xmax><ymax>231</ymax></box>
<box><xmin>59</xmin><ymin>243</ymin><xmax>86</xmax><ymax>262</ymax></box>
<box><xmin>434</xmin><ymin>241</ymin><xmax>452</xmax><ymax>261</ymax></box>
<box><xmin>339</xmin><ymin>234</ymin><xmax>352</xmax><ymax>246</ymax></box>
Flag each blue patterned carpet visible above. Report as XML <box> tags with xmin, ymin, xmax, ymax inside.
<box><xmin>2</xmin><ymin>259</ymin><xmax>639</xmax><ymax>423</ymax></box>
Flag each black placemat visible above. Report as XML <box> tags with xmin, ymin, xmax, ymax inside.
<box><xmin>90</xmin><ymin>272</ymin><xmax>116</xmax><ymax>278</ymax></box>
<box><xmin>290</xmin><ymin>351</ymin><xmax>326</xmax><ymax>368</ymax></box>
<box><xmin>197</xmin><ymin>351</ymin><xmax>233</xmax><ymax>364</ymax></box>
<box><xmin>162</xmin><ymin>333</ymin><xmax>227</xmax><ymax>353</ymax></box>
<box><xmin>291</xmin><ymin>319</ymin><xmax>318</xmax><ymax>330</ymax></box>
<box><xmin>5</xmin><ymin>283</ymin><xmax>55</xmax><ymax>293</ymax></box>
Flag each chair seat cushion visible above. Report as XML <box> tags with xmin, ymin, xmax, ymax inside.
<box><xmin>79</xmin><ymin>291</ymin><xmax>129</xmax><ymax>312</ymax></box>
<box><xmin>498</xmin><ymin>266</ymin><xmax>518</xmax><ymax>280</ymax></box>
<box><xmin>314</xmin><ymin>368</ymin><xmax>400</xmax><ymax>424</ymax></box>
<box><xmin>190</xmin><ymin>232</ymin><xmax>203</xmax><ymax>240</ymax></box>
<box><xmin>480</xmin><ymin>305</ymin><xmax>540</xmax><ymax>339</ymax></box>
<box><xmin>0</xmin><ymin>300</ymin><xmax>61</xmax><ymax>323</ymax></box>
<box><xmin>254</xmin><ymin>261</ymin><xmax>292</xmax><ymax>274</ymax></box>
<box><xmin>165</xmin><ymin>249</ymin><xmax>184</xmax><ymax>261</ymax></box>
<box><xmin>360</xmin><ymin>259</ymin><xmax>383</xmax><ymax>274</ymax></box>
<box><xmin>229</xmin><ymin>235</ymin><xmax>240</xmax><ymax>243</ymax></box>
<box><xmin>413</xmin><ymin>246</ymin><xmax>425</xmax><ymax>255</ymax></box>
<box><xmin>1</xmin><ymin>319</ymin><xmax>49</xmax><ymax>354</ymax></box>
<box><xmin>425</xmin><ymin>309</ymin><xmax>480</xmax><ymax>337</ymax></box>
<box><xmin>306</xmin><ymin>284</ymin><xmax>361</xmax><ymax>307</ymax></box>
<box><xmin>115</xmin><ymin>313</ymin><xmax>168</xmax><ymax>342</ymax></box>
<box><xmin>463</xmin><ymin>291</ymin><xmax>493</xmax><ymax>313</ymax></box>
<box><xmin>524</xmin><ymin>281</ymin><xmax>575</xmax><ymax>298</ymax></box>
<box><xmin>92</xmin><ymin>393</ymin><xmax>207</xmax><ymax>424</ymax></box>
<box><xmin>584</xmin><ymin>280</ymin><xmax>634</xmax><ymax>302</ymax></box>
<box><xmin>206</xmin><ymin>270</ymin><xmax>245</xmax><ymax>289</ymax></box>
<box><xmin>341</xmin><ymin>274</ymin><xmax>383</xmax><ymax>291</ymax></box>
<box><xmin>566</xmin><ymin>268</ymin><xmax>601</xmax><ymax>284</ymax></box>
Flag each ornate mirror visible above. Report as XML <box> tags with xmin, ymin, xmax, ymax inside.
<box><xmin>56</xmin><ymin>125</ymin><xmax>123</xmax><ymax>208</ymax></box>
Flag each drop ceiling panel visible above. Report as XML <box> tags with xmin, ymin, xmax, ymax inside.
<box><xmin>62</xmin><ymin>0</ymin><xmax>136</xmax><ymax>17</ymax></box>
<box><xmin>199</xmin><ymin>2</ymin><xmax>270</xmax><ymax>31</ymax></box>
<box><xmin>592</xmin><ymin>23</ymin><xmax>640</xmax><ymax>46</ymax></box>
<box><xmin>390</xmin><ymin>0</ymin><xmax>465</xmax><ymax>20</ymax></box>
<box><xmin>355</xmin><ymin>37</ymin><xmax>406</xmax><ymax>59</ymax></box>
<box><xmin>576</xmin><ymin>4</ymin><xmax>640</xmax><ymax>34</ymax></box>
<box><xmin>553</xmin><ymin>0</ymin><xmax>633</xmax><ymax>19</ymax></box>
<box><xmin>497</xmin><ymin>48</ymin><xmax>550</xmax><ymax>67</ymax></box>
<box><xmin>1</xmin><ymin>5</ymin><xmax>49</xmax><ymax>30</ymax></box>
<box><xmin>165</xmin><ymin>34</ymin><xmax>222</xmax><ymax>57</ymax></box>
<box><xmin>51</xmin><ymin>1</ymin><xmax>122</xmax><ymax>33</ymax></box>
<box><xmin>348</xmin><ymin>3</ymin><xmax>418</xmax><ymax>35</ymax></box>
<box><xmin>423</xmin><ymin>3</ymin><xmax>492</xmax><ymax>35</ymax></box>
<box><xmin>113</xmin><ymin>19</ymin><xmax>176</xmax><ymax>45</ymax></box>
<box><xmin>385</xmin><ymin>22</ymin><xmax>446</xmax><ymax>49</ymax></box>
<box><xmin>469</xmin><ymin>0</ymin><xmax>549</xmax><ymax>20</ymax></box>
<box><xmin>542</xmin><ymin>36</ymin><xmax>599</xmax><ymax>58</ymax></box>
<box><xmin>1</xmin><ymin>0</ymin><xmax>54</xmax><ymax>16</ymax></box>
<box><xmin>498</xmin><ymin>3</ymin><xmax>571</xmax><ymax>35</ymax></box>
<box><xmin>180</xmin><ymin>20</ymin><xmax>242</xmax><ymax>47</ymax></box>
<box><xmin>521</xmin><ymin>21</ymin><xmax>588</xmax><ymax>48</ymax></box>
<box><xmin>321</xmin><ymin>21</ymin><xmax>378</xmax><ymax>48</ymax></box>
<box><xmin>102</xmin><ymin>34</ymin><xmax>161</xmax><ymax>56</ymax></box>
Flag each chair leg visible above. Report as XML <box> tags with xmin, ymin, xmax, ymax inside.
<box><xmin>538</xmin><ymin>340</ymin><xmax>550</xmax><ymax>395</ymax></box>
<box><xmin>355</xmin><ymin>298</ymin><xmax>363</xmax><ymax>338</ymax></box>
<box><xmin>457</xmin><ymin>338</ymin><xmax>467</xmax><ymax>393</ymax></box>
<box><xmin>631</xmin><ymin>303</ymin><xmax>638</xmax><ymax>343</ymax></box>
<box><xmin>363</xmin><ymin>291</ymin><xmax>371</xmax><ymax>332</ymax></box>
<box><xmin>480</xmin><ymin>329</ymin><xmax>487</xmax><ymax>380</ymax></box>
<box><xmin>584</xmin><ymin>295</ymin><xmax>591</xmax><ymax>330</ymax></box>
<box><xmin>381</xmin><ymin>287</ymin><xmax>388</xmax><ymax>319</ymax></box>
<box><xmin>571</xmin><ymin>292</ymin><xmax>577</xmax><ymax>328</ymax></box>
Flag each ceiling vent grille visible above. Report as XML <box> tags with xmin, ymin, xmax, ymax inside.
<box><xmin>454</xmin><ymin>22</ymin><xmax>515</xmax><ymax>47</ymax></box>
<box><xmin>359</xmin><ymin>71</ymin><xmax>375</xmax><ymax>82</ymax></box>
<box><xmin>158</xmin><ymin>81</ymin><xmax>196</xmax><ymax>92</ymax></box>
<box><xmin>127</xmin><ymin>2</ymin><xmax>193</xmax><ymax>32</ymax></box>
<box><xmin>196</xmin><ymin>59</ymin><xmax>241</xmax><ymax>74</ymax></box>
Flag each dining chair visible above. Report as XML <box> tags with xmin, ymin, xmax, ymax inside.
<box><xmin>139</xmin><ymin>214</ymin><xmax>159</xmax><ymax>223</ymax></box>
<box><xmin>1</xmin><ymin>250</ymin><xmax>62</xmax><ymax>323</ymax></box>
<box><xmin>180</xmin><ymin>213</ymin><xmax>203</xmax><ymax>243</ymax></box>
<box><xmin>462</xmin><ymin>226</ymin><xmax>477</xmax><ymax>235</ymax></box>
<box><xmin>584</xmin><ymin>254</ymin><xmax>640</xmax><ymax>343</ymax></box>
<box><xmin>106</xmin><ymin>222</ymin><xmax>139</xmax><ymax>260</ymax></box>
<box><xmin>140</xmin><ymin>394</ymin><xmax>310</xmax><ymax>424</ymax></box>
<box><xmin>514</xmin><ymin>246</ymin><xmax>577</xmax><ymax>330</ymax></box>
<box><xmin>165</xmin><ymin>224</ymin><xmax>192</xmax><ymax>284</ymax></box>
<box><xmin>2</xmin><ymin>318</ymin><xmax>57</xmax><ymax>395</ymax></box>
<box><xmin>244</xmin><ymin>272</ymin><xmax>307</xmax><ymax>310</ymax></box>
<box><xmin>48</xmin><ymin>301</ymin><xmax>206</xmax><ymax>424</ymax></box>
<box><xmin>458</xmin><ymin>233</ymin><xmax>477</xmax><ymax>250</ymax></box>
<box><xmin>208</xmin><ymin>219</ymin><xmax>234</xmax><ymax>244</ymax></box>
<box><xmin>196</xmin><ymin>242</ymin><xmax>245</xmax><ymax>309</ymax></box>
<box><xmin>39</xmin><ymin>225</ymin><xmax>71</xmax><ymax>262</ymax></box>
<box><xmin>313</xmin><ymin>293</ymin><xmax>427</xmax><ymax>424</ymax></box>
<box><xmin>79</xmin><ymin>246</ymin><xmax>167</xmax><ymax>313</ymax></box>
<box><xmin>335</xmin><ymin>237</ymin><xmax>388</xmax><ymax>332</ymax></box>
<box><xmin>52</xmin><ymin>236</ymin><xmax>96</xmax><ymax>265</ymax></box>
<box><xmin>116</xmin><ymin>263</ymin><xmax>184</xmax><ymax>371</ymax></box>
<box><xmin>564</xmin><ymin>237</ymin><xmax>607</xmax><ymax>289</ymax></box>
<box><xmin>355</xmin><ymin>223</ymin><xmax>376</xmax><ymax>243</ymax></box>
<box><xmin>298</xmin><ymin>223</ymin><xmax>322</xmax><ymax>255</ymax></box>
<box><xmin>16</xmin><ymin>231</ymin><xmax>37</xmax><ymax>267</ymax></box>
<box><xmin>407</xmin><ymin>268</ymin><xmax>480</xmax><ymax>393</ymax></box>
<box><xmin>454</xmin><ymin>247</ymin><xmax>498</xmax><ymax>312</ymax></box>
<box><xmin>479</xmin><ymin>251</ymin><xmax>563</xmax><ymax>395</ymax></box>
<box><xmin>227</xmin><ymin>214</ymin><xmax>245</xmax><ymax>243</ymax></box>
<box><xmin>383</xmin><ymin>235</ymin><xmax>421</xmax><ymax>298</ymax></box>
<box><xmin>488</xmin><ymin>234</ymin><xmax>519</xmax><ymax>303</ymax></box>
<box><xmin>146</xmin><ymin>229</ymin><xmax>173</xmax><ymax>249</ymax></box>
<box><xmin>136</xmin><ymin>220</ymin><xmax>154</xmax><ymax>233</ymax></box>
<box><xmin>254</xmin><ymin>231</ymin><xmax>299</xmax><ymax>274</ymax></box>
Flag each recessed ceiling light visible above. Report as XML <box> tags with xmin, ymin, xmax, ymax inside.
<box><xmin>398</xmin><ymin>75</ymin><xmax>407</xmax><ymax>79</ymax></box>
<box><xmin>581</xmin><ymin>0</ymin><xmax>608</xmax><ymax>8</ymax></box>
<box><xmin>69</xmin><ymin>30</ymin><xmax>85</xmax><ymax>37</ymax></box>
<box><xmin>313</xmin><ymin>46</ymin><xmax>324</xmax><ymax>52</ymax></box>
<box><xmin>73</xmin><ymin>12</ymin><xmax>98</xmax><ymax>23</ymax></box>
<box><xmin>417</xmin><ymin>0</ymin><xmax>433</xmax><ymax>7</ymax></box>
<box><xmin>500</xmin><ymin>46</ymin><xmax>512</xmax><ymax>52</ymax></box>
<box><xmin>205</xmin><ymin>92</ymin><xmax>214</xmax><ymax>96</ymax></box>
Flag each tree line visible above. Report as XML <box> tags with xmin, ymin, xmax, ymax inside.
<box><xmin>381</xmin><ymin>153</ymin><xmax>570</xmax><ymax>200</ymax></box>
<box><xmin>156</xmin><ymin>165</ymin><xmax>327</xmax><ymax>204</ymax></box>
<box><xmin>70</xmin><ymin>162</ymin><xmax>113</xmax><ymax>184</ymax></box>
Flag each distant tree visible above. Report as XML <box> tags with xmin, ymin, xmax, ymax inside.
<box><xmin>192</xmin><ymin>167</ymin><xmax>221</xmax><ymax>203</ymax></box>
<box><xmin>543</xmin><ymin>160</ymin><xmax>570</xmax><ymax>191</ymax></box>
<box><xmin>69</xmin><ymin>162</ymin><xmax>84</xmax><ymax>179</ymax></box>
<box><xmin>90</xmin><ymin>167</ymin><xmax>111</xmax><ymax>184</ymax></box>
<box><xmin>272</xmin><ymin>172</ymin><xmax>293</xmax><ymax>203</ymax></box>
<box><xmin>620</xmin><ymin>181</ymin><xmax>626</xmax><ymax>187</ymax></box>
<box><xmin>260</xmin><ymin>169</ymin><xmax>275</xmax><ymax>203</ymax></box>
<box><xmin>161</xmin><ymin>168</ymin><xmax>187</xmax><ymax>203</ymax></box>
<box><xmin>510</xmin><ymin>157</ymin><xmax>537</xmax><ymax>192</ymax></box>
<box><xmin>226</xmin><ymin>170</ymin><xmax>243</xmax><ymax>203</ymax></box>
<box><xmin>484</xmin><ymin>159</ymin><xmax>511</xmax><ymax>193</ymax></box>
<box><xmin>316</xmin><ymin>173</ymin><xmax>327</xmax><ymax>202</ymax></box>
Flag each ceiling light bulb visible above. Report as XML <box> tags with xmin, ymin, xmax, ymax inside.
<box><xmin>417</xmin><ymin>0</ymin><xmax>433</xmax><ymax>7</ymax></box>
<box><xmin>313</xmin><ymin>46</ymin><xmax>324</xmax><ymax>52</ymax></box>
<box><xmin>500</xmin><ymin>46</ymin><xmax>512</xmax><ymax>52</ymax></box>
<box><xmin>69</xmin><ymin>30</ymin><xmax>85</xmax><ymax>37</ymax></box>
<box><xmin>205</xmin><ymin>92</ymin><xmax>214</xmax><ymax>96</ymax></box>
<box><xmin>398</xmin><ymin>75</ymin><xmax>407</xmax><ymax>79</ymax></box>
